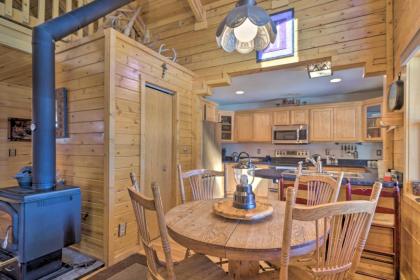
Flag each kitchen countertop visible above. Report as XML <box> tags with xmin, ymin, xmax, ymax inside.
<box><xmin>254</xmin><ymin>168</ymin><xmax>396</xmax><ymax>188</ymax></box>
<box><xmin>223</xmin><ymin>157</ymin><xmax>374</xmax><ymax>168</ymax></box>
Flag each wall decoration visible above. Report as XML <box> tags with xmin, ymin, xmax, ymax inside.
<box><xmin>256</xmin><ymin>9</ymin><xmax>294</xmax><ymax>62</ymax></box>
<box><xmin>55</xmin><ymin>87</ymin><xmax>69</xmax><ymax>138</ymax></box>
<box><xmin>8</xmin><ymin>118</ymin><xmax>32</xmax><ymax>142</ymax></box>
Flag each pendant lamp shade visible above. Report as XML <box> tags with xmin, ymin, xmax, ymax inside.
<box><xmin>216</xmin><ymin>0</ymin><xmax>277</xmax><ymax>54</ymax></box>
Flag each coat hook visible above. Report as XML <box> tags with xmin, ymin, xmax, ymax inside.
<box><xmin>162</xmin><ymin>63</ymin><xmax>168</xmax><ymax>79</ymax></box>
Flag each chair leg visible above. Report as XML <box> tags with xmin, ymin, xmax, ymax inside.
<box><xmin>184</xmin><ymin>248</ymin><xmax>191</xmax><ymax>259</ymax></box>
<box><xmin>394</xmin><ymin>227</ymin><xmax>400</xmax><ymax>280</ymax></box>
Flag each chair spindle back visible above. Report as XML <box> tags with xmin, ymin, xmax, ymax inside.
<box><xmin>177</xmin><ymin>164</ymin><xmax>225</xmax><ymax>204</ymax></box>
<box><xmin>293</xmin><ymin>173</ymin><xmax>344</xmax><ymax>205</ymax></box>
<box><xmin>280</xmin><ymin>182</ymin><xmax>382</xmax><ymax>280</ymax></box>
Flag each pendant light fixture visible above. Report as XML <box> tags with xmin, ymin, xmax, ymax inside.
<box><xmin>216</xmin><ymin>0</ymin><xmax>277</xmax><ymax>54</ymax></box>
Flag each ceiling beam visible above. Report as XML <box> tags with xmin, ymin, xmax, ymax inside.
<box><xmin>187</xmin><ymin>0</ymin><xmax>207</xmax><ymax>30</ymax></box>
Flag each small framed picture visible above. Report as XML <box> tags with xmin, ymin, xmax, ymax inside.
<box><xmin>8</xmin><ymin>118</ymin><xmax>32</xmax><ymax>142</ymax></box>
<box><xmin>256</xmin><ymin>9</ymin><xmax>295</xmax><ymax>62</ymax></box>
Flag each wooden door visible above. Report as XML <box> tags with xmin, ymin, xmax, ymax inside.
<box><xmin>333</xmin><ymin>106</ymin><xmax>361</xmax><ymax>141</ymax></box>
<box><xmin>253</xmin><ymin>112</ymin><xmax>272</xmax><ymax>142</ymax></box>
<box><xmin>273</xmin><ymin>110</ymin><xmax>290</xmax><ymax>125</ymax></box>
<box><xmin>235</xmin><ymin>113</ymin><xmax>253</xmax><ymax>142</ymax></box>
<box><xmin>144</xmin><ymin>86</ymin><xmax>174</xmax><ymax>213</ymax></box>
<box><xmin>310</xmin><ymin>108</ymin><xmax>333</xmax><ymax>141</ymax></box>
<box><xmin>290</xmin><ymin>109</ymin><xmax>309</xmax><ymax>125</ymax></box>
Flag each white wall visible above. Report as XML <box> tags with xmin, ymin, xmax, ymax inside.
<box><xmin>223</xmin><ymin>142</ymin><xmax>383</xmax><ymax>160</ymax></box>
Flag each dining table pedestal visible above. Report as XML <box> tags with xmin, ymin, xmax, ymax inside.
<box><xmin>228</xmin><ymin>260</ymin><xmax>260</xmax><ymax>279</ymax></box>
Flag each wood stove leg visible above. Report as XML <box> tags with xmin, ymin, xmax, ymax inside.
<box><xmin>228</xmin><ymin>260</ymin><xmax>260</xmax><ymax>280</ymax></box>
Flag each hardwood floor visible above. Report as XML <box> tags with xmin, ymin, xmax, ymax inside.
<box><xmin>143</xmin><ymin>238</ymin><xmax>395</xmax><ymax>280</ymax></box>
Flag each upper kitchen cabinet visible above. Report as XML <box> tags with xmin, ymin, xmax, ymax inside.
<box><xmin>253</xmin><ymin>112</ymin><xmax>273</xmax><ymax>142</ymax></box>
<box><xmin>273</xmin><ymin>110</ymin><xmax>290</xmax><ymax>125</ymax></box>
<box><xmin>363</xmin><ymin>100</ymin><xmax>382</xmax><ymax>141</ymax></box>
<box><xmin>333</xmin><ymin>106</ymin><xmax>362</xmax><ymax>142</ymax></box>
<box><xmin>310</xmin><ymin>108</ymin><xmax>334</xmax><ymax>141</ymax></box>
<box><xmin>235</xmin><ymin>112</ymin><xmax>254</xmax><ymax>142</ymax></box>
<box><xmin>219</xmin><ymin>111</ymin><xmax>235</xmax><ymax>142</ymax></box>
<box><xmin>290</xmin><ymin>109</ymin><xmax>309</xmax><ymax>125</ymax></box>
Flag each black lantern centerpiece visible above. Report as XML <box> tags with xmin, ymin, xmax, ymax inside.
<box><xmin>233</xmin><ymin>159</ymin><xmax>256</xmax><ymax>209</ymax></box>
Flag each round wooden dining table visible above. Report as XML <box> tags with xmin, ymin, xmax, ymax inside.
<box><xmin>165</xmin><ymin>199</ymin><xmax>319</xmax><ymax>279</ymax></box>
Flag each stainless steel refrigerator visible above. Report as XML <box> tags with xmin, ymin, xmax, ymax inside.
<box><xmin>202</xmin><ymin>120</ymin><xmax>223</xmax><ymax>197</ymax></box>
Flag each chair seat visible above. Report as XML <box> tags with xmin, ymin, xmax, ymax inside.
<box><xmin>160</xmin><ymin>254</ymin><xmax>229</xmax><ymax>280</ymax></box>
<box><xmin>373</xmin><ymin>213</ymin><xmax>395</xmax><ymax>227</ymax></box>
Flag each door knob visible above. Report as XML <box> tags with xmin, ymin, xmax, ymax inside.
<box><xmin>162</xmin><ymin>165</ymin><xmax>167</xmax><ymax>172</ymax></box>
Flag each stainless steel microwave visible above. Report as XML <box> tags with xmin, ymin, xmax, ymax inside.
<box><xmin>272</xmin><ymin>125</ymin><xmax>309</xmax><ymax>144</ymax></box>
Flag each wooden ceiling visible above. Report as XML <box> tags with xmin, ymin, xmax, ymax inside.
<box><xmin>0</xmin><ymin>44</ymin><xmax>32</xmax><ymax>87</ymax></box>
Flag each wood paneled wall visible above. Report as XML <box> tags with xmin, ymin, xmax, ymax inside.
<box><xmin>393</xmin><ymin>0</ymin><xmax>420</xmax><ymax>73</ymax></box>
<box><xmin>0</xmin><ymin>29</ymin><xmax>197</xmax><ymax>265</ymax></box>
<box><xmin>0</xmin><ymin>82</ymin><xmax>32</xmax><ymax>187</ymax></box>
<box><xmin>144</xmin><ymin>0</ymin><xmax>388</xmax><ymax>84</ymax></box>
<box><xmin>55</xmin><ymin>34</ymin><xmax>107</xmax><ymax>260</ymax></box>
<box><xmin>104</xmin><ymin>29</ymin><xmax>196</xmax><ymax>264</ymax></box>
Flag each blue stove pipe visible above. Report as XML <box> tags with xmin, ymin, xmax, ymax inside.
<box><xmin>32</xmin><ymin>0</ymin><xmax>133</xmax><ymax>189</ymax></box>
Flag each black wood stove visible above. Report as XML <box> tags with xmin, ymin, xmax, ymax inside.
<box><xmin>0</xmin><ymin>186</ymin><xmax>80</xmax><ymax>279</ymax></box>
<box><xmin>0</xmin><ymin>1</ymin><xmax>132</xmax><ymax>279</ymax></box>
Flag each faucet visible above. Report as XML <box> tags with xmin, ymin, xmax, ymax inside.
<box><xmin>306</xmin><ymin>156</ymin><xmax>323</xmax><ymax>173</ymax></box>
<box><xmin>238</xmin><ymin>152</ymin><xmax>251</xmax><ymax>162</ymax></box>
<box><xmin>297</xmin><ymin>161</ymin><xmax>303</xmax><ymax>176</ymax></box>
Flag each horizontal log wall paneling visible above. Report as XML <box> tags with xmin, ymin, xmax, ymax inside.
<box><xmin>142</xmin><ymin>0</ymin><xmax>387</xmax><ymax>84</ymax></box>
<box><xmin>55</xmin><ymin>34</ymin><xmax>106</xmax><ymax>261</ymax></box>
<box><xmin>393</xmin><ymin>0</ymin><xmax>420</xmax><ymax>74</ymax></box>
<box><xmin>104</xmin><ymin>29</ymin><xmax>196</xmax><ymax>265</ymax></box>
<box><xmin>0</xmin><ymin>83</ymin><xmax>32</xmax><ymax>187</ymax></box>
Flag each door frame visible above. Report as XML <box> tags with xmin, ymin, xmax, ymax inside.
<box><xmin>139</xmin><ymin>75</ymin><xmax>179</xmax><ymax>209</ymax></box>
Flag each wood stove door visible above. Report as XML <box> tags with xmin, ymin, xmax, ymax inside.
<box><xmin>0</xmin><ymin>202</ymin><xmax>18</xmax><ymax>252</ymax></box>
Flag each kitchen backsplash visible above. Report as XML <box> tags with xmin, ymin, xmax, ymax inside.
<box><xmin>222</xmin><ymin>142</ymin><xmax>383</xmax><ymax>160</ymax></box>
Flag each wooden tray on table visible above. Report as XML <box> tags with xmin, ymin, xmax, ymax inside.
<box><xmin>213</xmin><ymin>199</ymin><xmax>273</xmax><ymax>221</ymax></box>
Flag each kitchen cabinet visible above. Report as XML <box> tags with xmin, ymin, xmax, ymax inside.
<box><xmin>310</xmin><ymin>108</ymin><xmax>334</xmax><ymax>141</ymax></box>
<box><xmin>253</xmin><ymin>112</ymin><xmax>273</xmax><ymax>142</ymax></box>
<box><xmin>333</xmin><ymin>106</ymin><xmax>361</xmax><ymax>142</ymax></box>
<box><xmin>219</xmin><ymin>111</ymin><xmax>235</xmax><ymax>142</ymax></box>
<box><xmin>273</xmin><ymin>110</ymin><xmax>290</xmax><ymax>125</ymax></box>
<box><xmin>290</xmin><ymin>109</ymin><xmax>309</xmax><ymax>125</ymax></box>
<box><xmin>235</xmin><ymin>113</ymin><xmax>254</xmax><ymax>142</ymax></box>
<box><xmin>363</xmin><ymin>102</ymin><xmax>382</xmax><ymax>141</ymax></box>
<box><xmin>232</xmin><ymin>98</ymin><xmax>379</xmax><ymax>143</ymax></box>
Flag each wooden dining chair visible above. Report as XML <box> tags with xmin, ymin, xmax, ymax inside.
<box><xmin>280</xmin><ymin>173</ymin><xmax>344</xmax><ymax>205</ymax></box>
<box><xmin>130</xmin><ymin>171</ymin><xmax>140</xmax><ymax>192</ymax></box>
<box><xmin>346</xmin><ymin>183</ymin><xmax>400</xmax><ymax>279</ymax></box>
<box><xmin>177</xmin><ymin>164</ymin><xmax>228</xmax><ymax>262</ymax></box>
<box><xmin>177</xmin><ymin>164</ymin><xmax>227</xmax><ymax>204</ymax></box>
<box><xmin>128</xmin><ymin>183</ymin><xmax>230</xmax><ymax>280</ymax></box>
<box><xmin>279</xmin><ymin>182</ymin><xmax>382</xmax><ymax>280</ymax></box>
